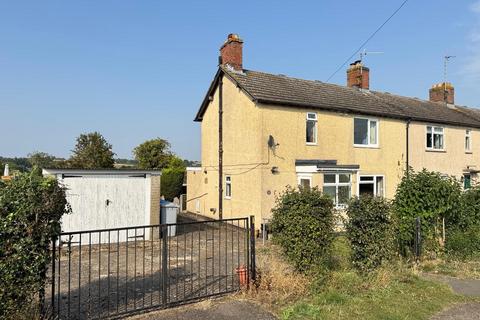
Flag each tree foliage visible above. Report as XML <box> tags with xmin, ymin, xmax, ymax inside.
<box><xmin>346</xmin><ymin>196</ymin><xmax>394</xmax><ymax>272</ymax></box>
<box><xmin>393</xmin><ymin>169</ymin><xmax>462</xmax><ymax>255</ymax></box>
<box><xmin>133</xmin><ymin>138</ymin><xmax>172</xmax><ymax>169</ymax></box>
<box><xmin>28</xmin><ymin>151</ymin><xmax>56</xmax><ymax>169</ymax></box>
<box><xmin>161</xmin><ymin>156</ymin><xmax>185</xmax><ymax>201</ymax></box>
<box><xmin>0</xmin><ymin>173</ymin><xmax>70</xmax><ymax>318</ymax></box>
<box><xmin>270</xmin><ymin>187</ymin><xmax>335</xmax><ymax>272</ymax></box>
<box><xmin>69</xmin><ymin>132</ymin><xmax>115</xmax><ymax>168</ymax></box>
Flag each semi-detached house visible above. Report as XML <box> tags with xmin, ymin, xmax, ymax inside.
<box><xmin>186</xmin><ymin>34</ymin><xmax>480</xmax><ymax>229</ymax></box>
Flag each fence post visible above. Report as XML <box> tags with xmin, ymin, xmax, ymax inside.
<box><xmin>51</xmin><ymin>237</ymin><xmax>56</xmax><ymax>318</ymax></box>
<box><xmin>161</xmin><ymin>224</ymin><xmax>168</xmax><ymax>306</ymax></box>
<box><xmin>249</xmin><ymin>215</ymin><xmax>256</xmax><ymax>283</ymax></box>
<box><xmin>414</xmin><ymin>217</ymin><xmax>422</xmax><ymax>262</ymax></box>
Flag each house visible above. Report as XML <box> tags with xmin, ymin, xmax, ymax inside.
<box><xmin>43</xmin><ymin>168</ymin><xmax>161</xmax><ymax>242</ymax></box>
<box><xmin>186</xmin><ymin>34</ymin><xmax>480</xmax><ymax>227</ymax></box>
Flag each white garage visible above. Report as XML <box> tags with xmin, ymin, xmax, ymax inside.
<box><xmin>43</xmin><ymin>168</ymin><xmax>161</xmax><ymax>243</ymax></box>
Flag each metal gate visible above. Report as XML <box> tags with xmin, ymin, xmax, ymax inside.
<box><xmin>47</xmin><ymin>216</ymin><xmax>255</xmax><ymax>319</ymax></box>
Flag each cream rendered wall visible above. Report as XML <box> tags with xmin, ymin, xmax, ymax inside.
<box><xmin>259</xmin><ymin>105</ymin><xmax>407</xmax><ymax>220</ymax></box>
<box><xmin>187</xmin><ymin>75</ymin><xmax>263</xmax><ymax>223</ymax></box>
<box><xmin>409</xmin><ymin>122</ymin><xmax>480</xmax><ymax>180</ymax></box>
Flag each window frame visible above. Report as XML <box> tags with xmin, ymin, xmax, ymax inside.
<box><xmin>465</xmin><ymin>129</ymin><xmax>472</xmax><ymax>153</ymax></box>
<box><xmin>323</xmin><ymin>173</ymin><xmax>352</xmax><ymax>208</ymax></box>
<box><xmin>353</xmin><ymin>117</ymin><xmax>379</xmax><ymax>148</ymax></box>
<box><xmin>225</xmin><ymin>175</ymin><xmax>232</xmax><ymax>199</ymax></box>
<box><xmin>425</xmin><ymin>125</ymin><xmax>445</xmax><ymax>151</ymax></box>
<box><xmin>306</xmin><ymin>112</ymin><xmax>318</xmax><ymax>145</ymax></box>
<box><xmin>357</xmin><ymin>175</ymin><xmax>385</xmax><ymax>197</ymax></box>
<box><xmin>297</xmin><ymin>174</ymin><xmax>312</xmax><ymax>189</ymax></box>
<box><xmin>464</xmin><ymin>174</ymin><xmax>472</xmax><ymax>189</ymax></box>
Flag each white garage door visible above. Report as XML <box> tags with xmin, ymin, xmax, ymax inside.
<box><xmin>60</xmin><ymin>175</ymin><xmax>149</xmax><ymax>243</ymax></box>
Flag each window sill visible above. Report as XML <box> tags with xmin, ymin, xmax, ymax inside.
<box><xmin>354</xmin><ymin>144</ymin><xmax>379</xmax><ymax>149</ymax></box>
<box><xmin>466</xmin><ymin>151</ymin><xmax>473</xmax><ymax>154</ymax></box>
<box><xmin>224</xmin><ymin>197</ymin><xmax>231</xmax><ymax>200</ymax></box>
<box><xmin>425</xmin><ymin>149</ymin><xmax>446</xmax><ymax>153</ymax></box>
<box><xmin>306</xmin><ymin>142</ymin><xmax>317</xmax><ymax>146</ymax></box>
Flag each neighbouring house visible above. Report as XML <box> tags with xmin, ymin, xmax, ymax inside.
<box><xmin>186</xmin><ymin>33</ymin><xmax>480</xmax><ymax>228</ymax></box>
<box><xmin>43</xmin><ymin>168</ymin><xmax>161</xmax><ymax>242</ymax></box>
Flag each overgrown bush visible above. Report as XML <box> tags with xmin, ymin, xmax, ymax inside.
<box><xmin>0</xmin><ymin>173</ymin><xmax>70</xmax><ymax>319</ymax></box>
<box><xmin>456</xmin><ymin>186</ymin><xmax>480</xmax><ymax>230</ymax></box>
<box><xmin>445</xmin><ymin>226</ymin><xmax>480</xmax><ymax>259</ymax></box>
<box><xmin>270</xmin><ymin>187</ymin><xmax>335</xmax><ymax>272</ymax></box>
<box><xmin>346</xmin><ymin>196</ymin><xmax>394</xmax><ymax>273</ymax></box>
<box><xmin>393</xmin><ymin>169</ymin><xmax>461</xmax><ymax>256</ymax></box>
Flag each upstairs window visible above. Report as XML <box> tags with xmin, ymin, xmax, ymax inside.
<box><xmin>225</xmin><ymin>176</ymin><xmax>232</xmax><ymax>199</ymax></box>
<box><xmin>466</xmin><ymin>130</ymin><xmax>472</xmax><ymax>152</ymax></box>
<box><xmin>426</xmin><ymin>126</ymin><xmax>444</xmax><ymax>150</ymax></box>
<box><xmin>323</xmin><ymin>173</ymin><xmax>351</xmax><ymax>208</ymax></box>
<box><xmin>354</xmin><ymin>117</ymin><xmax>378</xmax><ymax>147</ymax></box>
<box><xmin>306</xmin><ymin>112</ymin><xmax>317</xmax><ymax>144</ymax></box>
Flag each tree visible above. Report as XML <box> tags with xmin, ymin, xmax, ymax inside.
<box><xmin>161</xmin><ymin>156</ymin><xmax>186</xmax><ymax>201</ymax></box>
<box><xmin>69</xmin><ymin>132</ymin><xmax>115</xmax><ymax>168</ymax></box>
<box><xmin>133</xmin><ymin>138</ymin><xmax>172</xmax><ymax>169</ymax></box>
<box><xmin>28</xmin><ymin>151</ymin><xmax>55</xmax><ymax>169</ymax></box>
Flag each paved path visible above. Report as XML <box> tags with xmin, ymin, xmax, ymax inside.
<box><xmin>424</xmin><ymin>274</ymin><xmax>480</xmax><ymax>320</ymax></box>
<box><xmin>128</xmin><ymin>299</ymin><xmax>277</xmax><ymax>320</ymax></box>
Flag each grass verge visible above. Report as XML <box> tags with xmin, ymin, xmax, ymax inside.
<box><xmin>248</xmin><ymin>237</ymin><xmax>469</xmax><ymax>320</ymax></box>
<box><xmin>420</xmin><ymin>257</ymin><xmax>480</xmax><ymax>279</ymax></box>
<box><xmin>281</xmin><ymin>269</ymin><xmax>465</xmax><ymax>320</ymax></box>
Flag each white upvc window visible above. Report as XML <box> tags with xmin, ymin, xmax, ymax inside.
<box><xmin>297</xmin><ymin>174</ymin><xmax>312</xmax><ymax>189</ymax></box>
<box><xmin>426</xmin><ymin>125</ymin><xmax>444</xmax><ymax>150</ymax></box>
<box><xmin>466</xmin><ymin>129</ymin><xmax>472</xmax><ymax>152</ymax></box>
<box><xmin>322</xmin><ymin>173</ymin><xmax>351</xmax><ymax>208</ymax></box>
<box><xmin>225</xmin><ymin>176</ymin><xmax>232</xmax><ymax>199</ymax></box>
<box><xmin>306</xmin><ymin>112</ymin><xmax>317</xmax><ymax>144</ymax></box>
<box><xmin>358</xmin><ymin>175</ymin><xmax>384</xmax><ymax>197</ymax></box>
<box><xmin>354</xmin><ymin>117</ymin><xmax>378</xmax><ymax>147</ymax></box>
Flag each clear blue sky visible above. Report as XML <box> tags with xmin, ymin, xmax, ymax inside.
<box><xmin>1</xmin><ymin>0</ymin><xmax>480</xmax><ymax>161</ymax></box>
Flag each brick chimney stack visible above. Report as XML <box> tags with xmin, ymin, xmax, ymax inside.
<box><xmin>347</xmin><ymin>60</ymin><xmax>370</xmax><ymax>90</ymax></box>
<box><xmin>429</xmin><ymin>82</ymin><xmax>454</xmax><ymax>105</ymax></box>
<box><xmin>220</xmin><ymin>34</ymin><xmax>243</xmax><ymax>71</ymax></box>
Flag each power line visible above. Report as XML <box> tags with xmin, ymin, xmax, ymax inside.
<box><xmin>325</xmin><ymin>0</ymin><xmax>409</xmax><ymax>82</ymax></box>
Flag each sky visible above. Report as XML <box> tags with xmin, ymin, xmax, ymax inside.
<box><xmin>1</xmin><ymin>0</ymin><xmax>480</xmax><ymax>161</ymax></box>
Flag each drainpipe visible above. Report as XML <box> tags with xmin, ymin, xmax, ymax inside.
<box><xmin>218</xmin><ymin>75</ymin><xmax>223</xmax><ymax>220</ymax></box>
<box><xmin>406</xmin><ymin>119</ymin><xmax>411</xmax><ymax>176</ymax></box>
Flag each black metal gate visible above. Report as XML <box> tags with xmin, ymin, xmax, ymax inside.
<box><xmin>47</xmin><ymin>216</ymin><xmax>255</xmax><ymax>319</ymax></box>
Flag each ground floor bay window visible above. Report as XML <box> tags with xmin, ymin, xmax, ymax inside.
<box><xmin>322</xmin><ymin>173</ymin><xmax>351</xmax><ymax>208</ymax></box>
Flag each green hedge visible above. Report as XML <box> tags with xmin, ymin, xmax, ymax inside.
<box><xmin>0</xmin><ymin>173</ymin><xmax>70</xmax><ymax>319</ymax></box>
<box><xmin>393</xmin><ymin>169</ymin><xmax>461</xmax><ymax>256</ymax></box>
<box><xmin>270</xmin><ymin>187</ymin><xmax>335</xmax><ymax>272</ymax></box>
<box><xmin>346</xmin><ymin>196</ymin><xmax>394</xmax><ymax>272</ymax></box>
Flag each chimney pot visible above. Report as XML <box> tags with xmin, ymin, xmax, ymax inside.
<box><xmin>220</xmin><ymin>33</ymin><xmax>243</xmax><ymax>71</ymax></box>
<box><xmin>347</xmin><ymin>61</ymin><xmax>370</xmax><ymax>90</ymax></box>
<box><xmin>429</xmin><ymin>82</ymin><xmax>454</xmax><ymax>105</ymax></box>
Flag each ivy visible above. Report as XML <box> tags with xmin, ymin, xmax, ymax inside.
<box><xmin>0</xmin><ymin>172</ymin><xmax>70</xmax><ymax>319</ymax></box>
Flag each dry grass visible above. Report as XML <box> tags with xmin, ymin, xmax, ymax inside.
<box><xmin>420</xmin><ymin>257</ymin><xmax>480</xmax><ymax>279</ymax></box>
<box><xmin>239</xmin><ymin>244</ymin><xmax>309</xmax><ymax>314</ymax></box>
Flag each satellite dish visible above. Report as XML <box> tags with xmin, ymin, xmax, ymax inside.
<box><xmin>268</xmin><ymin>135</ymin><xmax>276</xmax><ymax>149</ymax></box>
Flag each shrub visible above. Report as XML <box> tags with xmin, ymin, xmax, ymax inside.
<box><xmin>270</xmin><ymin>187</ymin><xmax>335</xmax><ymax>272</ymax></box>
<box><xmin>456</xmin><ymin>186</ymin><xmax>480</xmax><ymax>230</ymax></box>
<box><xmin>445</xmin><ymin>226</ymin><xmax>480</xmax><ymax>259</ymax></box>
<box><xmin>345</xmin><ymin>196</ymin><xmax>393</xmax><ymax>273</ymax></box>
<box><xmin>0</xmin><ymin>173</ymin><xmax>70</xmax><ymax>319</ymax></box>
<box><xmin>393</xmin><ymin>169</ymin><xmax>461</xmax><ymax>256</ymax></box>
<box><xmin>161</xmin><ymin>156</ymin><xmax>186</xmax><ymax>201</ymax></box>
